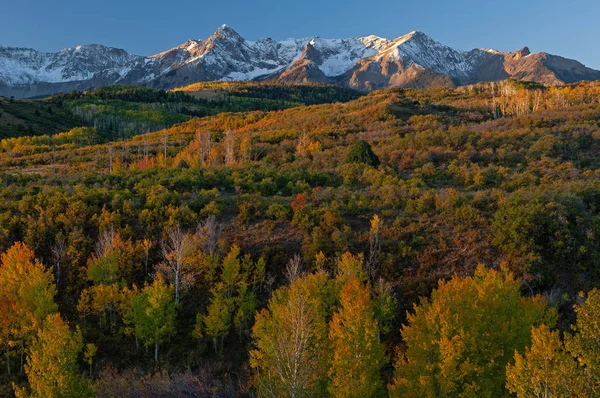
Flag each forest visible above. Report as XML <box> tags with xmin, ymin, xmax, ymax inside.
<box><xmin>2</xmin><ymin>79</ymin><xmax>600</xmax><ymax>397</ymax></box>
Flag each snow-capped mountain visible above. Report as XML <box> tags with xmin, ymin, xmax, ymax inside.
<box><xmin>0</xmin><ymin>44</ymin><xmax>142</xmax><ymax>85</ymax></box>
<box><xmin>1</xmin><ymin>25</ymin><xmax>599</xmax><ymax>98</ymax></box>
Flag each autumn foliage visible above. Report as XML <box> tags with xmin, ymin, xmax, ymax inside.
<box><xmin>2</xmin><ymin>81</ymin><xmax>600</xmax><ymax>395</ymax></box>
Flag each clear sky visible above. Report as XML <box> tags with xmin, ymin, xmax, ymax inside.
<box><xmin>2</xmin><ymin>0</ymin><xmax>599</xmax><ymax>68</ymax></box>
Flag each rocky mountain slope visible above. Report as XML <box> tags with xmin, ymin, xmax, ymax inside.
<box><xmin>1</xmin><ymin>25</ymin><xmax>599</xmax><ymax>97</ymax></box>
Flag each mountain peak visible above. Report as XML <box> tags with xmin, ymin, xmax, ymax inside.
<box><xmin>214</xmin><ymin>24</ymin><xmax>243</xmax><ymax>41</ymax></box>
<box><xmin>388</xmin><ymin>30</ymin><xmax>433</xmax><ymax>48</ymax></box>
<box><xmin>405</xmin><ymin>30</ymin><xmax>430</xmax><ymax>40</ymax></box>
<box><xmin>513</xmin><ymin>46</ymin><xmax>531</xmax><ymax>59</ymax></box>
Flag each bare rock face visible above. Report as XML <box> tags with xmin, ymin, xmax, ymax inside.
<box><xmin>512</xmin><ymin>47</ymin><xmax>532</xmax><ymax>60</ymax></box>
<box><xmin>1</xmin><ymin>25</ymin><xmax>599</xmax><ymax>98</ymax></box>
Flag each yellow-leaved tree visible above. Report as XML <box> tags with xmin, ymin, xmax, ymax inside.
<box><xmin>506</xmin><ymin>324</ymin><xmax>586</xmax><ymax>397</ymax></box>
<box><xmin>250</xmin><ymin>270</ymin><xmax>335</xmax><ymax>398</ymax></box>
<box><xmin>390</xmin><ymin>264</ymin><xmax>555</xmax><ymax>398</ymax></box>
<box><xmin>328</xmin><ymin>274</ymin><xmax>387</xmax><ymax>398</ymax></box>
<box><xmin>14</xmin><ymin>313</ymin><xmax>91</xmax><ymax>398</ymax></box>
<box><xmin>506</xmin><ymin>288</ymin><xmax>600</xmax><ymax>397</ymax></box>
<box><xmin>565</xmin><ymin>288</ymin><xmax>600</xmax><ymax>392</ymax></box>
<box><xmin>131</xmin><ymin>275</ymin><xmax>176</xmax><ymax>361</ymax></box>
<box><xmin>0</xmin><ymin>242</ymin><xmax>58</xmax><ymax>375</ymax></box>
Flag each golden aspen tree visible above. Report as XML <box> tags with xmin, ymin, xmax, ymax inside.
<box><xmin>0</xmin><ymin>243</ymin><xmax>58</xmax><ymax>373</ymax></box>
<box><xmin>295</xmin><ymin>132</ymin><xmax>311</xmax><ymax>157</ymax></box>
<box><xmin>208</xmin><ymin>147</ymin><xmax>221</xmax><ymax>166</ymax></box>
<box><xmin>336</xmin><ymin>252</ymin><xmax>367</xmax><ymax>284</ymax></box>
<box><xmin>0</xmin><ymin>243</ymin><xmax>58</xmax><ymax>329</ymax></box>
<box><xmin>366</xmin><ymin>214</ymin><xmax>382</xmax><ymax>279</ymax></box>
<box><xmin>328</xmin><ymin>275</ymin><xmax>386</xmax><ymax>398</ymax></box>
<box><xmin>239</xmin><ymin>135</ymin><xmax>252</xmax><ymax>163</ymax></box>
<box><xmin>201</xmin><ymin>285</ymin><xmax>234</xmax><ymax>355</ymax></box>
<box><xmin>84</xmin><ymin>230</ymin><xmax>126</xmax><ymax>330</ymax></box>
<box><xmin>390</xmin><ymin>265</ymin><xmax>555</xmax><ymax>398</ymax></box>
<box><xmin>506</xmin><ymin>289</ymin><xmax>600</xmax><ymax>396</ymax></box>
<box><xmin>250</xmin><ymin>271</ymin><xmax>335</xmax><ymax>398</ymax></box>
<box><xmin>233</xmin><ymin>282</ymin><xmax>258</xmax><ymax>340</ymax></box>
<box><xmin>83</xmin><ymin>343</ymin><xmax>97</xmax><ymax>377</ymax></box>
<box><xmin>506</xmin><ymin>325</ymin><xmax>586</xmax><ymax>398</ymax></box>
<box><xmin>220</xmin><ymin>245</ymin><xmax>241</xmax><ymax>299</ymax></box>
<box><xmin>0</xmin><ymin>297</ymin><xmax>16</xmax><ymax>376</ymax></box>
<box><xmin>565</xmin><ymin>288</ymin><xmax>600</xmax><ymax>390</ymax></box>
<box><xmin>15</xmin><ymin>313</ymin><xmax>91</xmax><ymax>398</ymax></box>
<box><xmin>117</xmin><ymin>285</ymin><xmax>140</xmax><ymax>350</ymax></box>
<box><xmin>131</xmin><ymin>276</ymin><xmax>176</xmax><ymax>361</ymax></box>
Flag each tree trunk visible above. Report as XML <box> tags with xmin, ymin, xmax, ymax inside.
<box><xmin>175</xmin><ymin>272</ymin><xmax>180</xmax><ymax>305</ymax></box>
<box><xmin>6</xmin><ymin>350</ymin><xmax>10</xmax><ymax>376</ymax></box>
<box><xmin>155</xmin><ymin>341</ymin><xmax>159</xmax><ymax>361</ymax></box>
<box><xmin>56</xmin><ymin>262</ymin><xmax>60</xmax><ymax>290</ymax></box>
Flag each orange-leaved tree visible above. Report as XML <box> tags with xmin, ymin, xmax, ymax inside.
<box><xmin>328</xmin><ymin>274</ymin><xmax>387</xmax><ymax>397</ymax></box>
<box><xmin>0</xmin><ymin>242</ymin><xmax>57</xmax><ymax>374</ymax></box>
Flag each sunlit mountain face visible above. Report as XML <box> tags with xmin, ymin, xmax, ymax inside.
<box><xmin>2</xmin><ymin>24</ymin><xmax>599</xmax><ymax>98</ymax></box>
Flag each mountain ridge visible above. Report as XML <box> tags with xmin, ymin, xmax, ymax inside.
<box><xmin>2</xmin><ymin>25</ymin><xmax>599</xmax><ymax>98</ymax></box>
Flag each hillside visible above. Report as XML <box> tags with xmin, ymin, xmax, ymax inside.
<box><xmin>0</xmin><ymin>82</ymin><xmax>361</xmax><ymax>140</ymax></box>
<box><xmin>3</xmin><ymin>80</ymin><xmax>600</xmax><ymax>395</ymax></box>
<box><xmin>172</xmin><ymin>81</ymin><xmax>362</xmax><ymax>105</ymax></box>
<box><xmin>0</xmin><ymin>96</ymin><xmax>87</xmax><ymax>139</ymax></box>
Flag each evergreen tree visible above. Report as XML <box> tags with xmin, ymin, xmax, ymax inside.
<box><xmin>345</xmin><ymin>140</ymin><xmax>380</xmax><ymax>167</ymax></box>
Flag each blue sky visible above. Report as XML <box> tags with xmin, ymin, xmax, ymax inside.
<box><xmin>2</xmin><ymin>0</ymin><xmax>599</xmax><ymax>68</ymax></box>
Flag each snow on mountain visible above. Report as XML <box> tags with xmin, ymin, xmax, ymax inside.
<box><xmin>1</xmin><ymin>25</ymin><xmax>599</xmax><ymax>98</ymax></box>
<box><xmin>373</xmin><ymin>31</ymin><xmax>474</xmax><ymax>78</ymax></box>
<box><xmin>303</xmin><ymin>37</ymin><xmax>380</xmax><ymax>77</ymax></box>
<box><xmin>0</xmin><ymin>45</ymin><xmax>141</xmax><ymax>85</ymax></box>
<box><xmin>358</xmin><ymin>35</ymin><xmax>392</xmax><ymax>52</ymax></box>
<box><xmin>0</xmin><ymin>26</ymin><xmax>392</xmax><ymax>92</ymax></box>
